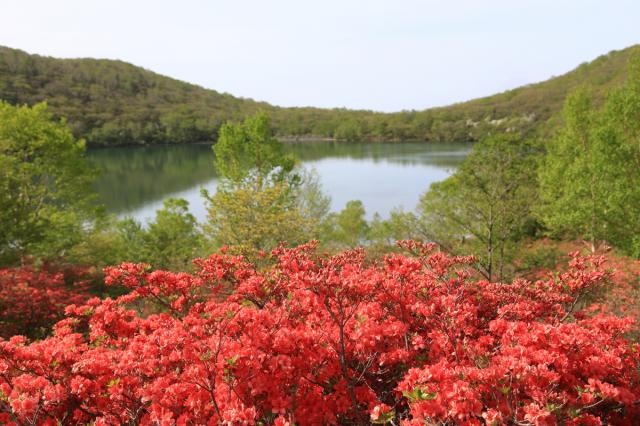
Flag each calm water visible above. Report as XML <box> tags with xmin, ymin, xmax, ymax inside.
<box><xmin>88</xmin><ymin>141</ymin><xmax>471</xmax><ymax>222</ymax></box>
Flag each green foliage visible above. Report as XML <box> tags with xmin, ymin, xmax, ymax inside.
<box><xmin>538</xmin><ymin>89</ymin><xmax>605</xmax><ymax>250</ymax></box>
<box><xmin>141</xmin><ymin>198</ymin><xmax>203</xmax><ymax>270</ymax></box>
<box><xmin>68</xmin><ymin>216</ymin><xmax>142</xmax><ymax>268</ymax></box>
<box><xmin>4</xmin><ymin>45</ymin><xmax>640</xmax><ymax>271</ymax></box>
<box><xmin>513</xmin><ymin>242</ymin><xmax>563</xmax><ymax>277</ymax></box>
<box><xmin>0</xmin><ymin>102</ymin><xmax>98</xmax><ymax>264</ymax></box>
<box><xmin>402</xmin><ymin>388</ymin><xmax>438</xmax><ymax>402</ymax></box>
<box><xmin>114</xmin><ymin>218</ymin><xmax>147</xmax><ymax>263</ymax></box>
<box><xmin>417</xmin><ymin>134</ymin><xmax>539</xmax><ymax>280</ymax></box>
<box><xmin>213</xmin><ymin>112</ymin><xmax>295</xmax><ymax>184</ymax></box>
<box><xmin>2</xmin><ymin>45</ymin><xmax>638</xmax><ymax>146</ymax></box>
<box><xmin>369</xmin><ymin>209</ymin><xmax>419</xmax><ymax>244</ymax></box>
<box><xmin>0</xmin><ymin>46</ymin><xmax>269</xmax><ymax>146</ymax></box>
<box><xmin>324</xmin><ymin>200</ymin><xmax>370</xmax><ymax>249</ymax></box>
<box><xmin>70</xmin><ymin>199</ymin><xmax>203</xmax><ymax>271</ymax></box>
<box><xmin>333</xmin><ymin>118</ymin><xmax>363</xmax><ymax>142</ymax></box>
<box><xmin>539</xmin><ymin>57</ymin><xmax>640</xmax><ymax>254</ymax></box>
<box><xmin>204</xmin><ymin>181</ymin><xmax>312</xmax><ymax>254</ymax></box>
<box><xmin>204</xmin><ymin>114</ymin><xmax>329</xmax><ymax>258</ymax></box>
<box><xmin>295</xmin><ymin>168</ymin><xmax>332</xmax><ymax>236</ymax></box>
<box><xmin>598</xmin><ymin>57</ymin><xmax>640</xmax><ymax>254</ymax></box>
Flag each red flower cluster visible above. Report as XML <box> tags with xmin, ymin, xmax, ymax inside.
<box><xmin>0</xmin><ymin>242</ymin><xmax>638</xmax><ymax>425</ymax></box>
<box><xmin>0</xmin><ymin>266</ymin><xmax>90</xmax><ymax>339</ymax></box>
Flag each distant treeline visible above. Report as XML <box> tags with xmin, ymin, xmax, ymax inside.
<box><xmin>0</xmin><ymin>44</ymin><xmax>637</xmax><ymax>146</ymax></box>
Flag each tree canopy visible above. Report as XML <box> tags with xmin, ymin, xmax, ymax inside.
<box><xmin>204</xmin><ymin>114</ymin><xmax>328</xmax><ymax>258</ymax></box>
<box><xmin>213</xmin><ymin>112</ymin><xmax>295</xmax><ymax>185</ymax></box>
<box><xmin>0</xmin><ymin>102</ymin><xmax>98</xmax><ymax>264</ymax></box>
<box><xmin>539</xmin><ymin>57</ymin><xmax>640</xmax><ymax>254</ymax></box>
<box><xmin>2</xmin><ymin>44</ymin><xmax>638</xmax><ymax>146</ymax></box>
<box><xmin>417</xmin><ymin>134</ymin><xmax>539</xmax><ymax>280</ymax></box>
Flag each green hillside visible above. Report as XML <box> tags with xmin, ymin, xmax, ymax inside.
<box><xmin>0</xmin><ymin>44</ymin><xmax>638</xmax><ymax>146</ymax></box>
<box><xmin>436</xmin><ymin>45</ymin><xmax>638</xmax><ymax>135</ymax></box>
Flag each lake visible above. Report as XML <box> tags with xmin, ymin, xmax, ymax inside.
<box><xmin>88</xmin><ymin>141</ymin><xmax>472</xmax><ymax>223</ymax></box>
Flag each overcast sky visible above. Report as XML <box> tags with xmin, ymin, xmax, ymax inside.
<box><xmin>2</xmin><ymin>0</ymin><xmax>639</xmax><ymax>112</ymax></box>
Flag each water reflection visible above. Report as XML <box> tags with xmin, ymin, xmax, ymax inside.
<box><xmin>88</xmin><ymin>141</ymin><xmax>471</xmax><ymax>222</ymax></box>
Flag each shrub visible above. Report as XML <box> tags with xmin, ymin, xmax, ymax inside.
<box><xmin>0</xmin><ymin>266</ymin><xmax>91</xmax><ymax>339</ymax></box>
<box><xmin>0</xmin><ymin>242</ymin><xmax>638</xmax><ymax>425</ymax></box>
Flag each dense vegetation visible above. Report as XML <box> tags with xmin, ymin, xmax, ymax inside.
<box><xmin>1</xmin><ymin>44</ymin><xmax>638</xmax><ymax>146</ymax></box>
<box><xmin>0</xmin><ymin>266</ymin><xmax>91</xmax><ymax>340</ymax></box>
<box><xmin>2</xmin><ymin>242</ymin><xmax>639</xmax><ymax>425</ymax></box>
<box><xmin>2</xmin><ymin>49</ymin><xmax>640</xmax><ymax>271</ymax></box>
<box><xmin>539</xmin><ymin>63</ymin><xmax>640</xmax><ymax>255</ymax></box>
<box><xmin>0</xmin><ymin>102</ymin><xmax>99</xmax><ymax>265</ymax></box>
<box><xmin>3</xmin><ymin>46</ymin><xmax>640</xmax><ymax>424</ymax></box>
<box><xmin>2</xmin><ymin>50</ymin><xmax>640</xmax><ymax>271</ymax></box>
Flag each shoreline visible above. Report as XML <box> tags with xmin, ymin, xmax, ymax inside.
<box><xmin>85</xmin><ymin>136</ymin><xmax>444</xmax><ymax>150</ymax></box>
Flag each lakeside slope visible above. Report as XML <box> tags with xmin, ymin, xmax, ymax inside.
<box><xmin>0</xmin><ymin>44</ymin><xmax>638</xmax><ymax>146</ymax></box>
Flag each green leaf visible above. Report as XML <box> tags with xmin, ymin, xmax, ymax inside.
<box><xmin>403</xmin><ymin>387</ymin><xmax>437</xmax><ymax>402</ymax></box>
<box><xmin>371</xmin><ymin>409</ymin><xmax>395</xmax><ymax>424</ymax></box>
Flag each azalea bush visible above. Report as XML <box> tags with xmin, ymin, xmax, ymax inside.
<box><xmin>0</xmin><ymin>242</ymin><xmax>638</xmax><ymax>425</ymax></box>
<box><xmin>0</xmin><ymin>266</ymin><xmax>91</xmax><ymax>339</ymax></box>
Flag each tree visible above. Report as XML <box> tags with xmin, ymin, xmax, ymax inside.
<box><xmin>294</xmin><ymin>168</ymin><xmax>331</xmax><ymax>238</ymax></box>
<box><xmin>141</xmin><ymin>198</ymin><xmax>203</xmax><ymax>271</ymax></box>
<box><xmin>333</xmin><ymin>118</ymin><xmax>363</xmax><ymax>142</ymax></box>
<box><xmin>0</xmin><ymin>102</ymin><xmax>98</xmax><ymax>264</ymax></box>
<box><xmin>70</xmin><ymin>200</ymin><xmax>204</xmax><ymax>272</ymax></box>
<box><xmin>203</xmin><ymin>113</ymin><xmax>328</xmax><ymax>257</ymax></box>
<box><xmin>597</xmin><ymin>57</ymin><xmax>640</xmax><ymax>254</ymax></box>
<box><xmin>213</xmin><ymin>112</ymin><xmax>295</xmax><ymax>186</ymax></box>
<box><xmin>539</xmin><ymin>60</ymin><xmax>640</xmax><ymax>254</ymax></box>
<box><xmin>66</xmin><ymin>216</ymin><xmax>146</xmax><ymax>268</ymax></box>
<box><xmin>418</xmin><ymin>134</ymin><xmax>538</xmax><ymax>281</ymax></box>
<box><xmin>368</xmin><ymin>209</ymin><xmax>420</xmax><ymax>255</ymax></box>
<box><xmin>3</xmin><ymin>44</ymin><xmax>640</xmax><ymax>148</ymax></box>
<box><xmin>204</xmin><ymin>181</ymin><xmax>311</xmax><ymax>254</ymax></box>
<box><xmin>324</xmin><ymin>200</ymin><xmax>370</xmax><ymax>249</ymax></box>
<box><xmin>538</xmin><ymin>89</ymin><xmax>607</xmax><ymax>253</ymax></box>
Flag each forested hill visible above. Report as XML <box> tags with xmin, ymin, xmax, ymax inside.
<box><xmin>0</xmin><ymin>44</ymin><xmax>638</xmax><ymax>146</ymax></box>
<box><xmin>0</xmin><ymin>46</ymin><xmax>275</xmax><ymax>145</ymax></box>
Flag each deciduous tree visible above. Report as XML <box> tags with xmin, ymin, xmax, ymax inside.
<box><xmin>203</xmin><ymin>113</ymin><xmax>328</xmax><ymax>258</ymax></box>
<box><xmin>539</xmin><ymin>59</ymin><xmax>640</xmax><ymax>255</ymax></box>
<box><xmin>418</xmin><ymin>134</ymin><xmax>538</xmax><ymax>280</ymax></box>
<box><xmin>0</xmin><ymin>102</ymin><xmax>98</xmax><ymax>264</ymax></box>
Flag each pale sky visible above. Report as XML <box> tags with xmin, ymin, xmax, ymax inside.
<box><xmin>2</xmin><ymin>0</ymin><xmax>639</xmax><ymax>112</ymax></box>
